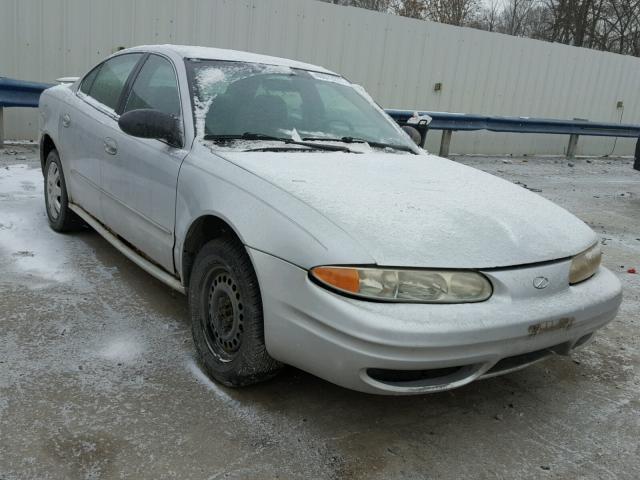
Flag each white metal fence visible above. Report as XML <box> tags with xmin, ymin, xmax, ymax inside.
<box><xmin>2</xmin><ymin>0</ymin><xmax>640</xmax><ymax>155</ymax></box>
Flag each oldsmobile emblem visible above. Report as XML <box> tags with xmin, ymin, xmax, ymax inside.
<box><xmin>533</xmin><ymin>276</ymin><xmax>550</xmax><ymax>289</ymax></box>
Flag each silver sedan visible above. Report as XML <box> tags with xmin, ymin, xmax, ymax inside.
<box><xmin>39</xmin><ymin>45</ymin><xmax>622</xmax><ymax>395</ymax></box>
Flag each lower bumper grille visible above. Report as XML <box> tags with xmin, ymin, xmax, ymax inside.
<box><xmin>363</xmin><ymin>334</ymin><xmax>595</xmax><ymax>392</ymax></box>
<box><xmin>367</xmin><ymin>366</ymin><xmax>462</xmax><ymax>384</ymax></box>
<box><xmin>483</xmin><ymin>348</ymin><xmax>553</xmax><ymax>377</ymax></box>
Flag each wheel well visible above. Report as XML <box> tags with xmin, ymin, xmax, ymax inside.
<box><xmin>40</xmin><ymin>134</ymin><xmax>56</xmax><ymax>172</ymax></box>
<box><xmin>182</xmin><ymin>215</ymin><xmax>243</xmax><ymax>288</ymax></box>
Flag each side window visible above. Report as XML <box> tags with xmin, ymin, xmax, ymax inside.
<box><xmin>84</xmin><ymin>53</ymin><xmax>143</xmax><ymax>111</ymax></box>
<box><xmin>79</xmin><ymin>66</ymin><xmax>100</xmax><ymax>95</ymax></box>
<box><xmin>123</xmin><ymin>55</ymin><xmax>181</xmax><ymax>117</ymax></box>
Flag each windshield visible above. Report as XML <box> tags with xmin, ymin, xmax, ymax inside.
<box><xmin>186</xmin><ymin>59</ymin><xmax>416</xmax><ymax>151</ymax></box>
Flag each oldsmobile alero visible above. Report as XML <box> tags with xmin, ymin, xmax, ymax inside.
<box><xmin>38</xmin><ymin>45</ymin><xmax>622</xmax><ymax>394</ymax></box>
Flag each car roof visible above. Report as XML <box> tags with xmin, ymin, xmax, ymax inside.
<box><xmin>122</xmin><ymin>44</ymin><xmax>337</xmax><ymax>75</ymax></box>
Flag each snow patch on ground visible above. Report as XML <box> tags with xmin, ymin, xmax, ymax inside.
<box><xmin>186</xmin><ymin>357</ymin><xmax>294</xmax><ymax>448</ymax></box>
<box><xmin>0</xmin><ymin>164</ymin><xmax>78</xmax><ymax>286</ymax></box>
<box><xmin>0</xmin><ymin>164</ymin><xmax>37</xmax><ymax>197</ymax></box>
<box><xmin>1</xmin><ymin>140</ymin><xmax>38</xmax><ymax>146</ymax></box>
<box><xmin>186</xmin><ymin>357</ymin><xmax>281</xmax><ymax>433</ymax></box>
<box><xmin>98</xmin><ymin>336</ymin><xmax>146</xmax><ymax>363</ymax></box>
<box><xmin>187</xmin><ymin>358</ymin><xmax>238</xmax><ymax>404</ymax></box>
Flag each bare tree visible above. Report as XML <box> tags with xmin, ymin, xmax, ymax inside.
<box><xmin>478</xmin><ymin>0</ymin><xmax>502</xmax><ymax>32</ymax></box>
<box><xmin>542</xmin><ymin>0</ymin><xmax>605</xmax><ymax>47</ymax></box>
<box><xmin>601</xmin><ymin>0</ymin><xmax>640</xmax><ymax>54</ymax></box>
<box><xmin>423</xmin><ymin>0</ymin><xmax>481</xmax><ymax>26</ymax></box>
<box><xmin>321</xmin><ymin>0</ymin><xmax>640</xmax><ymax>56</ymax></box>
<box><xmin>390</xmin><ymin>0</ymin><xmax>427</xmax><ymax>19</ymax></box>
<box><xmin>323</xmin><ymin>0</ymin><xmax>393</xmax><ymax>11</ymax></box>
<box><xmin>499</xmin><ymin>0</ymin><xmax>540</xmax><ymax>36</ymax></box>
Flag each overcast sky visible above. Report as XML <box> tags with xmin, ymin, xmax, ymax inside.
<box><xmin>482</xmin><ymin>0</ymin><xmax>507</xmax><ymax>7</ymax></box>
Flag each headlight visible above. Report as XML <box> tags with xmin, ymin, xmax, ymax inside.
<box><xmin>569</xmin><ymin>243</ymin><xmax>601</xmax><ymax>284</ymax></box>
<box><xmin>310</xmin><ymin>266</ymin><xmax>492</xmax><ymax>303</ymax></box>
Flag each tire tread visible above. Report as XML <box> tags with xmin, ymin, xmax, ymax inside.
<box><xmin>189</xmin><ymin>236</ymin><xmax>281</xmax><ymax>387</ymax></box>
<box><xmin>44</xmin><ymin>149</ymin><xmax>85</xmax><ymax>232</ymax></box>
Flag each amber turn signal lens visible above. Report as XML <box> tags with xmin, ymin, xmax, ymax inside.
<box><xmin>311</xmin><ymin>267</ymin><xmax>360</xmax><ymax>293</ymax></box>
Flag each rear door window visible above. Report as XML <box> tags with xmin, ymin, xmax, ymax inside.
<box><xmin>82</xmin><ymin>53</ymin><xmax>143</xmax><ymax>112</ymax></box>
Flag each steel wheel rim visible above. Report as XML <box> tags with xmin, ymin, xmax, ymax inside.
<box><xmin>203</xmin><ymin>267</ymin><xmax>244</xmax><ymax>362</ymax></box>
<box><xmin>46</xmin><ymin>161</ymin><xmax>62</xmax><ymax>220</ymax></box>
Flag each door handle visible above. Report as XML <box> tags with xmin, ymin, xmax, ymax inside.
<box><xmin>104</xmin><ymin>137</ymin><xmax>118</xmax><ymax>155</ymax></box>
<box><xmin>62</xmin><ymin>113</ymin><xmax>71</xmax><ymax>128</ymax></box>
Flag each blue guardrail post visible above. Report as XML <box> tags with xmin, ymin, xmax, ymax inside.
<box><xmin>0</xmin><ymin>107</ymin><xmax>4</xmax><ymax>148</ymax></box>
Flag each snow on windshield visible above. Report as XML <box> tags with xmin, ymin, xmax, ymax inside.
<box><xmin>193</xmin><ymin>63</ymin><xmax>295</xmax><ymax>142</ymax></box>
<box><xmin>189</xmin><ymin>60</ymin><xmax>416</xmax><ymax>153</ymax></box>
<box><xmin>194</xmin><ymin>67</ymin><xmax>226</xmax><ymax>141</ymax></box>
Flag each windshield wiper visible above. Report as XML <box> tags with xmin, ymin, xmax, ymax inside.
<box><xmin>302</xmin><ymin>136</ymin><xmax>416</xmax><ymax>153</ymax></box>
<box><xmin>203</xmin><ymin>132</ymin><xmax>355</xmax><ymax>153</ymax></box>
<box><xmin>302</xmin><ymin>136</ymin><xmax>367</xmax><ymax>144</ymax></box>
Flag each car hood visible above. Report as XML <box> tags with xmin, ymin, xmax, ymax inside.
<box><xmin>218</xmin><ymin>150</ymin><xmax>596</xmax><ymax>268</ymax></box>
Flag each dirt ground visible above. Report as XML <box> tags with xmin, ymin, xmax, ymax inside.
<box><xmin>0</xmin><ymin>145</ymin><xmax>638</xmax><ymax>480</ymax></box>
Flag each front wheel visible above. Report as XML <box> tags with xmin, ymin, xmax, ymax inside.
<box><xmin>189</xmin><ymin>237</ymin><xmax>281</xmax><ymax>387</ymax></box>
<box><xmin>44</xmin><ymin>149</ymin><xmax>84</xmax><ymax>232</ymax></box>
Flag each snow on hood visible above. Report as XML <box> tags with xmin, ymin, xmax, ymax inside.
<box><xmin>218</xmin><ymin>151</ymin><xmax>597</xmax><ymax>268</ymax></box>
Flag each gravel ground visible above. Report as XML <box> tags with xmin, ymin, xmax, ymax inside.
<box><xmin>0</xmin><ymin>145</ymin><xmax>638</xmax><ymax>480</ymax></box>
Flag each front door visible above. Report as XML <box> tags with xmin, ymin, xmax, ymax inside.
<box><xmin>100</xmin><ymin>54</ymin><xmax>188</xmax><ymax>273</ymax></box>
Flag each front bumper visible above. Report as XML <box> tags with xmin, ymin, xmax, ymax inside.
<box><xmin>248</xmin><ymin>249</ymin><xmax>622</xmax><ymax>395</ymax></box>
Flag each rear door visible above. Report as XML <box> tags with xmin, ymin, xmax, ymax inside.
<box><xmin>61</xmin><ymin>53</ymin><xmax>143</xmax><ymax>220</ymax></box>
<box><xmin>100</xmin><ymin>53</ymin><xmax>188</xmax><ymax>272</ymax></box>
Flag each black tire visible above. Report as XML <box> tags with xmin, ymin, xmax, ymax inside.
<box><xmin>189</xmin><ymin>237</ymin><xmax>281</xmax><ymax>387</ymax></box>
<box><xmin>44</xmin><ymin>149</ymin><xmax>84</xmax><ymax>232</ymax></box>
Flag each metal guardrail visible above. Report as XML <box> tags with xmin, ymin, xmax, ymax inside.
<box><xmin>0</xmin><ymin>77</ymin><xmax>53</xmax><ymax>108</ymax></box>
<box><xmin>1</xmin><ymin>77</ymin><xmax>639</xmax><ymax>158</ymax></box>
<box><xmin>0</xmin><ymin>77</ymin><xmax>53</xmax><ymax>147</ymax></box>
<box><xmin>386</xmin><ymin>109</ymin><xmax>640</xmax><ymax>158</ymax></box>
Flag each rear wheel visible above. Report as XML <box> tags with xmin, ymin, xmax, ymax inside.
<box><xmin>44</xmin><ymin>149</ymin><xmax>84</xmax><ymax>232</ymax></box>
<box><xmin>189</xmin><ymin>237</ymin><xmax>281</xmax><ymax>387</ymax></box>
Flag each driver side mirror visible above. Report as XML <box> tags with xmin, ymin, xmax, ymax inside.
<box><xmin>119</xmin><ymin>109</ymin><xmax>182</xmax><ymax>147</ymax></box>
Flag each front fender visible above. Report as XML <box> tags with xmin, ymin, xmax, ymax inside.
<box><xmin>174</xmin><ymin>146</ymin><xmax>375</xmax><ymax>279</ymax></box>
